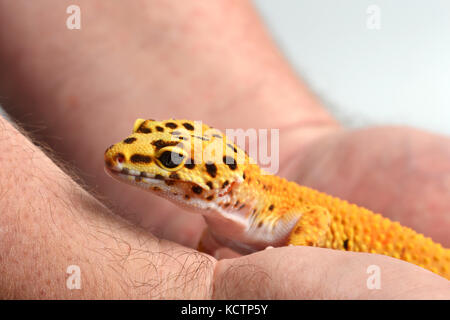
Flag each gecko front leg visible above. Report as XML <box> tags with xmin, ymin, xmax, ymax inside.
<box><xmin>286</xmin><ymin>205</ymin><xmax>332</xmax><ymax>247</ymax></box>
<box><xmin>197</xmin><ymin>228</ymin><xmax>223</xmax><ymax>255</ymax></box>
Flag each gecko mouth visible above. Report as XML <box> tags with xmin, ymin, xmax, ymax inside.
<box><xmin>104</xmin><ymin>166</ymin><xmax>167</xmax><ymax>186</ymax></box>
<box><xmin>104</xmin><ymin>160</ymin><xmax>170</xmax><ymax>186</ymax></box>
<box><xmin>104</xmin><ymin>158</ymin><xmax>214</xmax><ymax>198</ymax></box>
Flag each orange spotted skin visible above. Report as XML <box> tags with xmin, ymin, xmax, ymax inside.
<box><xmin>105</xmin><ymin>119</ymin><xmax>450</xmax><ymax>280</ymax></box>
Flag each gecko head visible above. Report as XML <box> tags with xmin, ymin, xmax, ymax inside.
<box><xmin>104</xmin><ymin>119</ymin><xmax>250</xmax><ymax>212</ymax></box>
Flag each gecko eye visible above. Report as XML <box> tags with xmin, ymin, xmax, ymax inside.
<box><xmin>156</xmin><ymin>148</ymin><xmax>186</xmax><ymax>170</ymax></box>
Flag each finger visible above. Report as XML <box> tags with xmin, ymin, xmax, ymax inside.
<box><xmin>213</xmin><ymin>247</ymin><xmax>242</xmax><ymax>260</ymax></box>
<box><xmin>212</xmin><ymin>246</ymin><xmax>450</xmax><ymax>299</ymax></box>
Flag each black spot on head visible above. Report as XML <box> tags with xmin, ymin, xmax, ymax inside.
<box><xmin>192</xmin><ymin>185</ymin><xmax>203</xmax><ymax>194</ymax></box>
<box><xmin>206</xmin><ymin>181</ymin><xmax>213</xmax><ymax>189</ymax></box>
<box><xmin>222</xmin><ymin>180</ymin><xmax>229</xmax><ymax>188</ymax></box>
<box><xmin>165</xmin><ymin>122</ymin><xmax>178</xmax><ymax>129</ymax></box>
<box><xmin>239</xmin><ymin>204</ymin><xmax>245</xmax><ymax>210</ymax></box>
<box><xmin>224</xmin><ymin>203</ymin><xmax>230</xmax><ymax>208</ymax></box>
<box><xmin>257</xmin><ymin>221</ymin><xmax>263</xmax><ymax>228</ymax></box>
<box><xmin>223</xmin><ymin>156</ymin><xmax>237</xmax><ymax>170</ymax></box>
<box><xmin>227</xmin><ymin>143</ymin><xmax>238</xmax><ymax>153</ymax></box>
<box><xmin>165</xmin><ymin>180</ymin><xmax>175</xmax><ymax>186</ymax></box>
<box><xmin>152</xmin><ymin>139</ymin><xmax>180</xmax><ymax>150</ymax></box>
<box><xmin>153</xmin><ymin>139</ymin><xmax>167</xmax><ymax>149</ymax></box>
<box><xmin>206</xmin><ymin>195</ymin><xmax>214</xmax><ymax>201</ymax></box>
<box><xmin>155</xmin><ymin>174</ymin><xmax>164</xmax><ymax>180</ymax></box>
<box><xmin>121</xmin><ymin>168</ymin><xmax>129</xmax><ymax>175</ymax></box>
<box><xmin>140</xmin><ymin>127</ymin><xmax>152</xmax><ymax>133</ymax></box>
<box><xmin>205</xmin><ymin>162</ymin><xmax>217</xmax><ymax>178</ymax></box>
<box><xmin>178</xmin><ymin>136</ymin><xmax>189</xmax><ymax>141</ymax></box>
<box><xmin>243</xmin><ymin>173</ymin><xmax>246</xmax><ymax>180</ymax></box>
<box><xmin>156</xmin><ymin>126</ymin><xmax>164</xmax><ymax>132</ymax></box>
<box><xmin>137</xmin><ymin>121</ymin><xmax>152</xmax><ymax>133</ymax></box>
<box><xmin>123</xmin><ymin>137</ymin><xmax>137</xmax><ymax>144</ymax></box>
<box><xmin>343</xmin><ymin>239</ymin><xmax>349</xmax><ymax>250</ymax></box>
<box><xmin>193</xmin><ymin>135</ymin><xmax>209</xmax><ymax>141</ymax></box>
<box><xmin>268</xmin><ymin>204</ymin><xmax>275</xmax><ymax>211</ymax></box>
<box><xmin>235</xmin><ymin>200</ymin><xmax>240</xmax><ymax>207</ymax></box>
<box><xmin>184</xmin><ymin>194</ymin><xmax>190</xmax><ymax>200</ymax></box>
<box><xmin>183</xmin><ymin>122</ymin><xmax>195</xmax><ymax>131</ymax></box>
<box><xmin>184</xmin><ymin>160</ymin><xmax>195</xmax><ymax>169</ymax></box>
<box><xmin>130</xmin><ymin>154</ymin><xmax>152</xmax><ymax>163</ymax></box>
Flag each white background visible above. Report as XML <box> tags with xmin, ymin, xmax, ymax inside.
<box><xmin>1</xmin><ymin>1</ymin><xmax>449</xmax><ymax>136</ymax></box>
<box><xmin>253</xmin><ymin>0</ymin><xmax>450</xmax><ymax>135</ymax></box>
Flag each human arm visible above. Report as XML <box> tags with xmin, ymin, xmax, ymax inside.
<box><xmin>0</xmin><ymin>0</ymin><xmax>337</xmax><ymax>246</ymax></box>
<box><xmin>0</xmin><ymin>117</ymin><xmax>214</xmax><ymax>299</ymax></box>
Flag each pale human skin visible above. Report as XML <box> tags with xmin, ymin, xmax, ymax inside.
<box><xmin>0</xmin><ymin>0</ymin><xmax>448</xmax><ymax>299</ymax></box>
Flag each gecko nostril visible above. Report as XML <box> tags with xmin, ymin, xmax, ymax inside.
<box><xmin>114</xmin><ymin>153</ymin><xmax>126</xmax><ymax>163</ymax></box>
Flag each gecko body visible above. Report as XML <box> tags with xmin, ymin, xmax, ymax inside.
<box><xmin>104</xmin><ymin>119</ymin><xmax>450</xmax><ymax>280</ymax></box>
